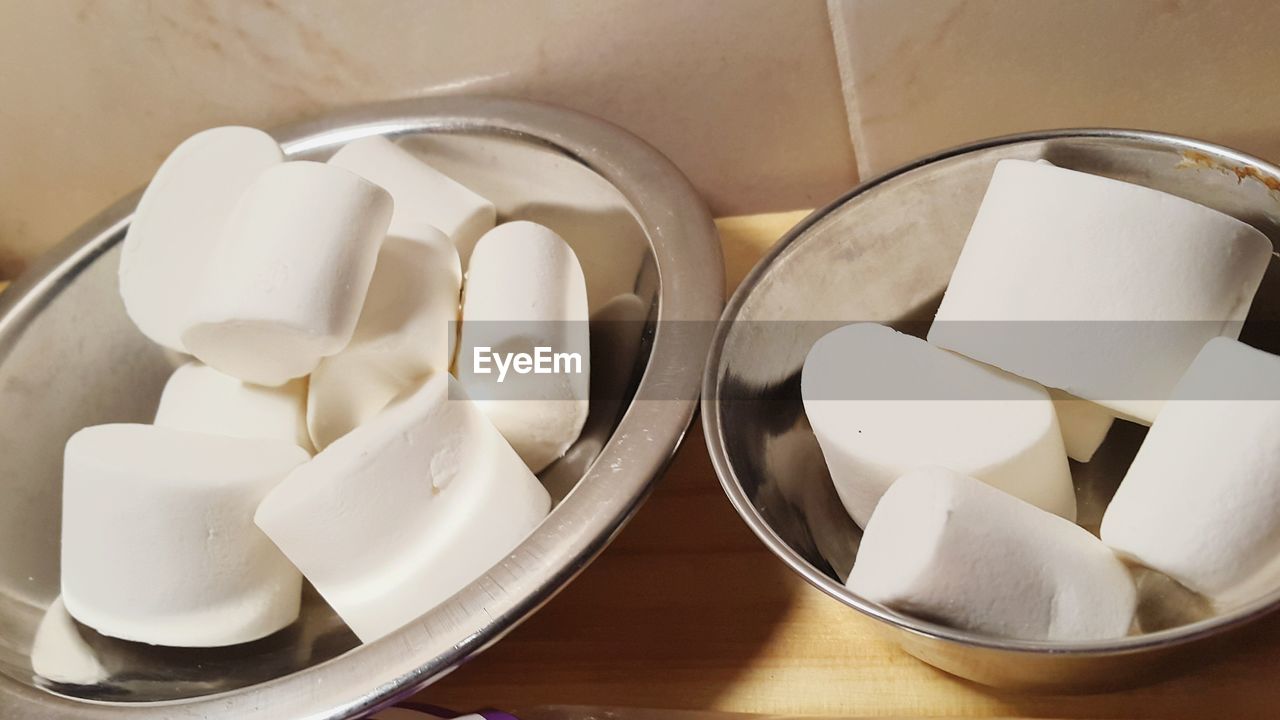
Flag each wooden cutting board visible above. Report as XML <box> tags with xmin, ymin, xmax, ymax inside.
<box><xmin>418</xmin><ymin>211</ymin><xmax>1280</xmax><ymax>719</ymax></box>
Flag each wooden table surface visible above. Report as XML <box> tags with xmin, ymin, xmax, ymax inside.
<box><xmin>414</xmin><ymin>211</ymin><xmax>1280</xmax><ymax>719</ymax></box>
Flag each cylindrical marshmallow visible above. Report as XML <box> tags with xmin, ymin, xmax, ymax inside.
<box><xmin>456</xmin><ymin>221</ymin><xmax>590</xmax><ymax>473</ymax></box>
<box><xmin>929</xmin><ymin>159</ymin><xmax>1273</xmax><ymax>424</ymax></box>
<box><xmin>1050</xmin><ymin>389</ymin><xmax>1114</xmax><ymax>463</ymax></box>
<box><xmin>307</xmin><ymin>224</ymin><xmax>462</xmax><ymax>449</ymax></box>
<box><xmin>119</xmin><ymin>126</ymin><xmax>283</xmax><ymax>351</ymax></box>
<box><xmin>850</xmin><ymin>467</ymin><xmax>1135</xmax><ymax>641</ymax></box>
<box><xmin>61</xmin><ymin>424</ymin><xmax>308</xmax><ymax>647</ymax></box>
<box><xmin>802</xmin><ymin>323</ymin><xmax>1075</xmax><ymax>526</ymax></box>
<box><xmin>256</xmin><ymin>373</ymin><xmax>551</xmax><ymax>643</ymax></box>
<box><xmin>182</xmin><ymin>161</ymin><xmax>392</xmax><ymax>386</ymax></box>
<box><xmin>328</xmin><ymin>135</ymin><xmax>496</xmax><ymax>262</ymax></box>
<box><xmin>155</xmin><ymin>361</ymin><xmax>313</xmax><ymax>454</ymax></box>
<box><xmin>1102</xmin><ymin>338</ymin><xmax>1280</xmax><ymax>608</ymax></box>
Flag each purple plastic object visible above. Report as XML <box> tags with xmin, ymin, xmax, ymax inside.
<box><xmin>384</xmin><ymin>702</ymin><xmax>520</xmax><ymax>720</ymax></box>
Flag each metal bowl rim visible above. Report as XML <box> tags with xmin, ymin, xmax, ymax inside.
<box><xmin>701</xmin><ymin>126</ymin><xmax>1280</xmax><ymax>657</ymax></box>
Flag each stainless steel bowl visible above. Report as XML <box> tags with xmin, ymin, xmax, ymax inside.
<box><xmin>0</xmin><ymin>96</ymin><xmax>723</xmax><ymax>717</ymax></box>
<box><xmin>702</xmin><ymin>129</ymin><xmax>1280</xmax><ymax>692</ymax></box>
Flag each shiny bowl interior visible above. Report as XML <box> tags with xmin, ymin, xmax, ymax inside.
<box><xmin>0</xmin><ymin>97</ymin><xmax>722</xmax><ymax>717</ymax></box>
<box><xmin>702</xmin><ymin>129</ymin><xmax>1280</xmax><ymax>690</ymax></box>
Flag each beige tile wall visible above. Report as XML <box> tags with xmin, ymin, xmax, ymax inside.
<box><xmin>11</xmin><ymin>1</ymin><xmax>1280</xmax><ymax>283</ymax></box>
<box><xmin>831</xmin><ymin>0</ymin><xmax>1280</xmax><ymax>177</ymax></box>
<box><xmin>0</xmin><ymin>0</ymin><xmax>855</xmax><ymax>279</ymax></box>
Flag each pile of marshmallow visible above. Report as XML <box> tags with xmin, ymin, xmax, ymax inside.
<box><xmin>59</xmin><ymin>128</ymin><xmax>590</xmax><ymax>647</ymax></box>
<box><xmin>803</xmin><ymin>159</ymin><xmax>1279</xmax><ymax>642</ymax></box>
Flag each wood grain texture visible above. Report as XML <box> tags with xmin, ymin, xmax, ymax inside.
<box><xmin>418</xmin><ymin>212</ymin><xmax>1280</xmax><ymax>718</ymax></box>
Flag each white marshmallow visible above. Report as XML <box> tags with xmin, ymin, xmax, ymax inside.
<box><xmin>255</xmin><ymin>373</ymin><xmax>552</xmax><ymax>643</ymax></box>
<box><xmin>119</xmin><ymin>126</ymin><xmax>282</xmax><ymax>351</ymax></box>
<box><xmin>457</xmin><ymin>221</ymin><xmax>590</xmax><ymax>473</ymax></box>
<box><xmin>31</xmin><ymin>597</ymin><xmax>107</xmax><ymax>685</ymax></box>
<box><xmin>929</xmin><ymin>159</ymin><xmax>1273</xmax><ymax>424</ymax></box>
<box><xmin>1102</xmin><ymin>338</ymin><xmax>1280</xmax><ymax>608</ymax></box>
<box><xmin>61</xmin><ymin>424</ymin><xmax>308</xmax><ymax>647</ymax></box>
<box><xmin>182</xmin><ymin>161</ymin><xmax>392</xmax><ymax>386</ymax></box>
<box><xmin>850</xmin><ymin>467</ymin><xmax>1135</xmax><ymax>641</ymax></box>
<box><xmin>155</xmin><ymin>361</ymin><xmax>313</xmax><ymax>453</ymax></box>
<box><xmin>394</xmin><ymin>133</ymin><xmax>651</xmax><ymax>313</ymax></box>
<box><xmin>329</xmin><ymin>135</ymin><xmax>495</xmax><ymax>262</ymax></box>
<box><xmin>307</xmin><ymin>225</ymin><xmax>461</xmax><ymax>449</ymax></box>
<box><xmin>802</xmin><ymin>323</ymin><xmax>1074</xmax><ymax>526</ymax></box>
<box><xmin>1050</xmin><ymin>389</ymin><xmax>1114</xmax><ymax>463</ymax></box>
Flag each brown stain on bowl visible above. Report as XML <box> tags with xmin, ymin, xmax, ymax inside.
<box><xmin>1178</xmin><ymin>149</ymin><xmax>1280</xmax><ymax>193</ymax></box>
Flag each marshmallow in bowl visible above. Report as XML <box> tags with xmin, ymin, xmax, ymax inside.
<box><xmin>307</xmin><ymin>224</ymin><xmax>462</xmax><ymax>449</ymax></box>
<box><xmin>61</xmin><ymin>424</ymin><xmax>308</xmax><ymax>647</ymax></box>
<box><xmin>155</xmin><ymin>361</ymin><xmax>313</xmax><ymax>453</ymax></box>
<box><xmin>457</xmin><ymin>221</ymin><xmax>590</xmax><ymax>473</ymax></box>
<box><xmin>1050</xmin><ymin>389</ymin><xmax>1114</xmax><ymax>463</ymax></box>
<box><xmin>329</xmin><ymin>135</ymin><xmax>496</xmax><ymax>262</ymax></box>
<box><xmin>119</xmin><ymin>126</ymin><xmax>283</xmax><ymax>352</ymax></box>
<box><xmin>1102</xmin><ymin>338</ymin><xmax>1280</xmax><ymax>608</ymax></box>
<box><xmin>801</xmin><ymin>322</ymin><xmax>1075</xmax><ymax>526</ymax></box>
<box><xmin>929</xmin><ymin>159</ymin><xmax>1273</xmax><ymax>424</ymax></box>
<box><xmin>849</xmin><ymin>466</ymin><xmax>1135</xmax><ymax>642</ymax></box>
<box><xmin>255</xmin><ymin>373</ymin><xmax>552</xmax><ymax>643</ymax></box>
<box><xmin>182</xmin><ymin>162</ymin><xmax>392</xmax><ymax>386</ymax></box>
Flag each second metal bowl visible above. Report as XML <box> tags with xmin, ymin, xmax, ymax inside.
<box><xmin>702</xmin><ymin>129</ymin><xmax>1280</xmax><ymax>692</ymax></box>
